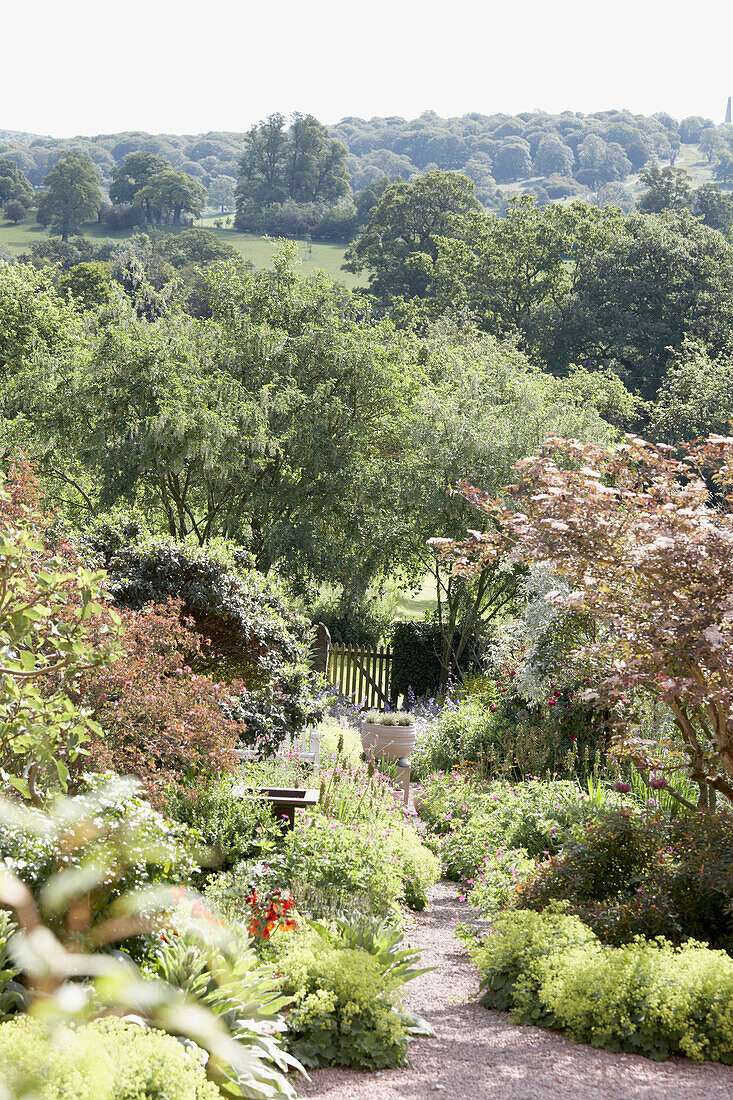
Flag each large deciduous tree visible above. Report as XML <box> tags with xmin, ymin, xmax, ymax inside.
<box><xmin>0</xmin><ymin>157</ymin><xmax>34</xmax><ymax>208</ymax></box>
<box><xmin>207</xmin><ymin>174</ymin><xmax>237</xmax><ymax>214</ymax></box>
<box><xmin>235</xmin><ymin>111</ymin><xmax>349</xmax><ymax>217</ymax></box>
<box><xmin>636</xmin><ymin>165</ymin><xmax>692</xmax><ymax>213</ymax></box>
<box><xmin>343</xmin><ymin>169</ymin><xmax>482</xmax><ymax>304</ymax></box>
<box><xmin>391</xmin><ymin>327</ymin><xmax>627</xmax><ymax>682</ymax></box>
<box><xmin>534</xmin><ymin>211</ymin><xmax>733</xmax><ymax>400</ymax></box>
<box><xmin>109</xmin><ymin>151</ymin><xmax>169</xmax><ymax>220</ymax></box>
<box><xmin>135</xmin><ymin>168</ymin><xmax>206</xmax><ymax>225</ymax></box>
<box><xmin>38</xmin><ymin>152</ymin><xmax>101</xmax><ymax>241</ymax></box>
<box><xmin>437</xmin><ymin>434</ymin><xmax>733</xmax><ymax>805</ymax></box>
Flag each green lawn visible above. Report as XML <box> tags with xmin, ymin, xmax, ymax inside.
<box><xmin>0</xmin><ymin>212</ymin><xmax>361</xmax><ymax>288</ymax></box>
<box><xmin>393</xmin><ymin>574</ymin><xmax>438</xmax><ymax>622</ymax></box>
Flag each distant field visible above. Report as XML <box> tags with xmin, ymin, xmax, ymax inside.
<box><xmin>393</xmin><ymin>575</ymin><xmax>438</xmax><ymax>622</ymax></box>
<box><xmin>495</xmin><ymin>142</ymin><xmax>719</xmax><ymax>205</ymax></box>
<box><xmin>1</xmin><ymin>149</ymin><xmax>723</xmax><ymax>278</ymax></box>
<box><xmin>0</xmin><ymin>212</ymin><xmax>361</xmax><ymax>288</ymax></box>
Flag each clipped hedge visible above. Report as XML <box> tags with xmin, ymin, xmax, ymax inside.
<box><xmin>390</xmin><ymin>621</ymin><xmax>444</xmax><ymax>701</ymax></box>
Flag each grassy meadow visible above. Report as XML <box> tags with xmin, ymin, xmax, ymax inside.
<box><xmin>0</xmin><ymin>209</ymin><xmax>361</xmax><ymax>287</ymax></box>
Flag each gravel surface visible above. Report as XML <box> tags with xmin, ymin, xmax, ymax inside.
<box><xmin>299</xmin><ymin>880</ymin><xmax>733</xmax><ymax>1099</ymax></box>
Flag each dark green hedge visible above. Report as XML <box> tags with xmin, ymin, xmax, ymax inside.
<box><xmin>390</xmin><ymin>622</ymin><xmax>444</xmax><ymax>702</ymax></box>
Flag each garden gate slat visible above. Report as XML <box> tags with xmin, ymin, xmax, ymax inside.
<box><xmin>327</xmin><ymin>643</ymin><xmax>393</xmax><ymax>708</ymax></box>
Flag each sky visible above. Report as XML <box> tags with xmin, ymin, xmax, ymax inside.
<box><xmin>2</xmin><ymin>0</ymin><xmax>732</xmax><ymax>137</ymax></box>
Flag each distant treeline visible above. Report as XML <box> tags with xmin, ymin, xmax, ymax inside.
<box><xmin>2</xmin><ymin>108</ymin><xmax>731</xmax><ymax>241</ymax></box>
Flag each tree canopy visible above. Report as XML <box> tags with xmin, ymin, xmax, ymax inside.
<box><xmin>37</xmin><ymin>152</ymin><xmax>101</xmax><ymax>241</ymax></box>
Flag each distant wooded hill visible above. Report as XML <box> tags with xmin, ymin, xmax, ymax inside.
<box><xmin>3</xmin><ymin>109</ymin><xmax>731</xmax><ymax>237</ymax></box>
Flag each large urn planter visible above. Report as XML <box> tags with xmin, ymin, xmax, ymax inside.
<box><xmin>360</xmin><ymin>710</ymin><xmax>417</xmax><ymax>763</ymax></box>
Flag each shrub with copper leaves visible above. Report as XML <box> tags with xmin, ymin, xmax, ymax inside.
<box><xmin>83</xmin><ymin>600</ymin><xmax>244</xmax><ymax>804</ymax></box>
<box><xmin>99</xmin><ymin>539</ymin><xmax>326</xmax><ymax>756</ymax></box>
<box><xmin>435</xmin><ymin>433</ymin><xmax>733</xmax><ymax>805</ymax></box>
<box><xmin>513</xmin><ymin>808</ymin><xmax>733</xmax><ymax>950</ymax></box>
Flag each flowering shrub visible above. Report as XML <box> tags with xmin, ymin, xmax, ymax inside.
<box><xmin>210</xmin><ymin>815</ymin><xmax>435</xmax><ymax>921</ymax></box>
<box><xmin>420</xmin><ymin>775</ymin><xmax>622</xmax><ymax>881</ymax></box>
<box><xmin>0</xmin><ymin>1016</ymin><xmax>222</xmax><ymax>1100</ymax></box>
<box><xmin>466</xmin><ymin>846</ymin><xmax>537</xmax><ymax>913</ymax></box>
<box><xmin>166</xmin><ymin>776</ymin><xmax>281</xmax><ymax>874</ymax></box>
<box><xmin>409</xmin><ymin>674</ymin><xmax>608</xmax><ymax>783</ymax></box>
<box><xmin>245</xmin><ymin>888</ymin><xmax>297</xmax><ymax>941</ymax></box>
<box><xmin>438</xmin><ymin>434</ymin><xmax>733</xmax><ymax>803</ymax></box>
<box><xmin>465</xmin><ymin>908</ymin><xmax>733</xmax><ymax>1061</ymax></box>
<box><xmin>0</xmin><ymin>776</ymin><xmax>198</xmax><ymax>926</ymax></box>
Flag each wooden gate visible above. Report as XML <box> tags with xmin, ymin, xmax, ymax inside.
<box><xmin>327</xmin><ymin>643</ymin><xmax>393</xmax><ymax>709</ymax></box>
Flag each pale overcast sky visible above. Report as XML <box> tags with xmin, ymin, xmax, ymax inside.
<box><xmin>2</xmin><ymin>0</ymin><xmax>731</xmax><ymax>136</ymax></box>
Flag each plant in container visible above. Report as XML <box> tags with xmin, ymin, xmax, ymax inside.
<box><xmin>360</xmin><ymin>710</ymin><xmax>417</xmax><ymax>763</ymax></box>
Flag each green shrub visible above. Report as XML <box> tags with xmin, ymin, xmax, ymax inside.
<box><xmin>0</xmin><ymin>1016</ymin><xmax>220</xmax><ymax>1099</ymax></box>
<box><xmin>421</xmin><ymin>775</ymin><xmax>621</xmax><ymax>884</ymax></box>
<box><xmin>466</xmin><ymin>906</ymin><xmax>596</xmax><ymax>1018</ymax></box>
<box><xmin>166</xmin><ymin>776</ymin><xmax>281</xmax><ymax>873</ymax></box>
<box><xmin>513</xmin><ymin>809</ymin><xmax>733</xmax><ymax>950</ymax></box>
<box><xmin>467</xmin><ymin>909</ymin><xmax>733</xmax><ymax>1062</ymax></box>
<box><xmin>410</xmin><ymin>699</ymin><xmax>497</xmax><ymax>780</ymax></box>
<box><xmin>275</xmin><ymin>929</ymin><xmax>413</xmax><ymax>1069</ymax></box>
<box><xmin>410</xmin><ymin>673</ymin><xmax>608</xmax><ymax>782</ymax></box>
<box><xmin>317</xmin><ymin>718</ymin><xmax>362</xmax><ymax>768</ymax></box>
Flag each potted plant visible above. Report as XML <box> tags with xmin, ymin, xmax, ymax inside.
<box><xmin>360</xmin><ymin>709</ymin><xmax>417</xmax><ymax>762</ymax></box>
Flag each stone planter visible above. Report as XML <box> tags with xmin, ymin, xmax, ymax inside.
<box><xmin>360</xmin><ymin>720</ymin><xmax>417</xmax><ymax>763</ymax></box>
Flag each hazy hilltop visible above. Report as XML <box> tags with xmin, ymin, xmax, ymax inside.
<box><xmin>1</xmin><ymin>107</ymin><xmax>727</xmax><ymax>207</ymax></box>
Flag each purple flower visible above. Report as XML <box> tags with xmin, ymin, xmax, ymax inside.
<box><xmin>614</xmin><ymin>781</ymin><xmax>632</xmax><ymax>793</ymax></box>
<box><xmin>649</xmin><ymin>774</ymin><xmax>668</xmax><ymax>790</ymax></box>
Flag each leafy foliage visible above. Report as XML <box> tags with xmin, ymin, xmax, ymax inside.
<box><xmin>0</xmin><ymin>783</ymin><xmax>301</xmax><ymax>1098</ymax></box>
<box><xmin>0</xmin><ymin>1016</ymin><xmax>221</xmax><ymax>1099</ymax></box>
<box><xmin>83</xmin><ymin>600</ymin><xmax>244</xmax><ymax>803</ymax></box>
<box><xmin>0</xmin><ymin>462</ymin><xmax>120</xmax><ymax>801</ymax></box>
<box><xmin>102</xmin><ymin>539</ymin><xmax>324</xmax><ymax>754</ymax></box>
<box><xmin>513</xmin><ymin>809</ymin><xmax>733</xmax><ymax>950</ymax></box>
<box><xmin>440</xmin><ymin>434</ymin><xmax>733</xmax><ymax>803</ymax></box>
<box><xmin>166</xmin><ymin>777</ymin><xmax>281</xmax><ymax>873</ymax></box>
<box><xmin>273</xmin><ymin>917</ymin><xmax>427</xmax><ymax>1070</ymax></box>
<box><xmin>465</xmin><ymin>908</ymin><xmax>733</xmax><ymax>1061</ymax></box>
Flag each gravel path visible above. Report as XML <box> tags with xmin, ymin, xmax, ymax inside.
<box><xmin>299</xmin><ymin>880</ymin><xmax>733</xmax><ymax>1100</ymax></box>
